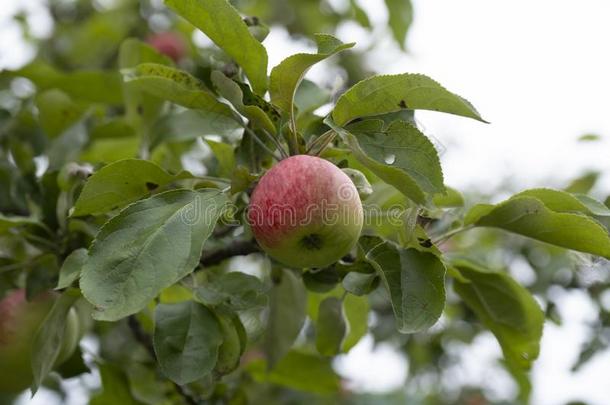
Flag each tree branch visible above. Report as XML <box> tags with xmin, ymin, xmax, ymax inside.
<box><xmin>199</xmin><ymin>240</ymin><xmax>260</xmax><ymax>268</ymax></box>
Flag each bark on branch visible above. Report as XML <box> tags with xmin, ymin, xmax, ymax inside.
<box><xmin>199</xmin><ymin>240</ymin><xmax>260</xmax><ymax>268</ymax></box>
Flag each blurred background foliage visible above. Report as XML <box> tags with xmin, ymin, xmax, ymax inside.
<box><xmin>0</xmin><ymin>0</ymin><xmax>608</xmax><ymax>404</ymax></box>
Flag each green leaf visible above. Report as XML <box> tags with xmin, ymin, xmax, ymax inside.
<box><xmin>150</xmin><ymin>110</ymin><xmax>241</xmax><ymax>149</ymax></box>
<box><xmin>247</xmin><ymin>351</ymin><xmax>341</xmax><ymax>394</ymax></box>
<box><xmin>366</xmin><ymin>242</ymin><xmax>446</xmax><ymax>333</ymax></box>
<box><xmin>119</xmin><ymin>38</ymin><xmax>172</xmax><ymax>73</ymax></box>
<box><xmin>245</xmin><ymin>16</ymin><xmax>270</xmax><ymax>42</ymax></box>
<box><xmin>195</xmin><ymin>271</ymin><xmax>267</xmax><ymax>311</ymax></box>
<box><xmin>123</xmin><ymin>63</ymin><xmax>233</xmax><ymax>115</ymax></box>
<box><xmin>384</xmin><ymin>0</ymin><xmax>413</xmax><ymax>50</ymax></box>
<box><xmin>358</xmin><ymin>235</ymin><xmax>386</xmax><ymax>256</ymax></box>
<box><xmin>35</xmin><ymin>90</ymin><xmax>85</xmax><ymax>139</ymax></box>
<box><xmin>511</xmin><ymin>188</ymin><xmax>610</xmax><ymax>217</ymax></box>
<box><xmin>573</xmin><ymin>194</ymin><xmax>610</xmax><ymax>217</ymax></box>
<box><xmin>270</xmin><ymin>34</ymin><xmax>354</xmax><ymax>115</ymax></box>
<box><xmin>342</xmin><ymin>168</ymin><xmax>374</xmax><ymax>198</ymax></box>
<box><xmin>230</xmin><ymin>166</ymin><xmax>257</xmax><ymax>195</ymax></box>
<box><xmin>81</xmin><ymin>189</ymin><xmax>228</xmax><ymax>321</ymax></box>
<box><xmin>213</xmin><ymin>311</ymin><xmax>245</xmax><ymax>375</ymax></box>
<box><xmin>342</xmin><ymin>293</ymin><xmax>369</xmax><ymax>352</ymax></box>
<box><xmin>332</xmin><ymin>73</ymin><xmax>486</xmax><ymax>126</ymax></box>
<box><xmin>264</xmin><ymin>269</ymin><xmax>307</xmax><ymax>368</ymax></box>
<box><xmin>564</xmin><ymin>171</ymin><xmax>599</xmax><ymax>194</ymax></box>
<box><xmin>210</xmin><ymin>71</ymin><xmax>277</xmax><ymax>134</ymax></box>
<box><xmin>72</xmin><ymin>159</ymin><xmax>184</xmax><ymax>217</ymax></box>
<box><xmin>125</xmin><ymin>362</ymin><xmax>167</xmax><ymax>404</ymax></box>
<box><xmin>452</xmin><ymin>260</ymin><xmax>544</xmax><ymax>370</ymax></box>
<box><xmin>31</xmin><ymin>292</ymin><xmax>79</xmax><ymax>394</ymax></box>
<box><xmin>349</xmin><ymin>0</ymin><xmax>371</xmax><ymax>28</ymax></box>
<box><xmin>206</xmin><ymin>139</ymin><xmax>235</xmax><ymax>178</ymax></box>
<box><xmin>79</xmin><ymin>136</ymin><xmax>139</xmax><ymax>164</ymax></box>
<box><xmin>0</xmin><ymin>214</ymin><xmax>43</xmax><ymax>234</ymax></box>
<box><xmin>307</xmin><ymin>287</ymin><xmax>369</xmax><ymax>352</ymax></box>
<box><xmin>433</xmin><ymin>186</ymin><xmax>465</xmax><ymax>208</ymax></box>
<box><xmin>6</xmin><ymin>62</ymin><xmax>123</xmax><ymax>104</ymax></box>
<box><xmin>578</xmin><ymin>133</ymin><xmax>601</xmax><ymax>142</ymax></box>
<box><xmin>90</xmin><ymin>363</ymin><xmax>142</xmax><ymax>405</ymax></box>
<box><xmin>153</xmin><ymin>301</ymin><xmax>223</xmax><ymax>384</ymax></box>
<box><xmin>165</xmin><ymin>0</ymin><xmax>268</xmax><ymax>94</ymax></box>
<box><xmin>56</xmin><ymin>9</ymin><xmax>136</xmax><ymax>68</ymax></box>
<box><xmin>26</xmin><ymin>255</ymin><xmax>60</xmax><ymax>300</ymax></box>
<box><xmin>294</xmin><ymin>79</ymin><xmax>331</xmax><ymax>117</ymax></box>
<box><xmin>56</xmin><ymin>249</ymin><xmax>88</xmax><ymax>290</ymax></box>
<box><xmin>327</xmin><ymin>118</ymin><xmax>444</xmax><ymax>204</ymax></box>
<box><xmin>55</xmin><ymin>346</ymin><xmax>89</xmax><ymax>379</ymax></box>
<box><xmin>159</xmin><ymin>285</ymin><xmax>192</xmax><ymax>304</ymax></box>
<box><xmin>302</xmin><ymin>267</ymin><xmax>342</xmax><ymax>293</ymax></box>
<box><xmin>465</xmin><ymin>196</ymin><xmax>610</xmax><ymax>259</ymax></box>
<box><xmin>342</xmin><ymin>271</ymin><xmax>379</xmax><ymax>296</ymax></box>
<box><xmin>315</xmin><ymin>297</ymin><xmax>347</xmax><ymax>356</ymax></box>
<box><xmin>119</xmin><ymin>38</ymin><xmax>171</xmax><ymax>139</ymax></box>
<box><xmin>90</xmin><ymin>118</ymin><xmax>135</xmax><ymax>140</ymax></box>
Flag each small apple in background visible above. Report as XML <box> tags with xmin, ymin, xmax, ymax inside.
<box><xmin>147</xmin><ymin>32</ymin><xmax>187</xmax><ymax>62</ymax></box>
<box><xmin>0</xmin><ymin>289</ymin><xmax>80</xmax><ymax>393</ymax></box>
<box><xmin>248</xmin><ymin>155</ymin><xmax>363</xmax><ymax>268</ymax></box>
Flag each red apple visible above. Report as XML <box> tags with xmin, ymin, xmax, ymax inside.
<box><xmin>0</xmin><ymin>289</ymin><xmax>79</xmax><ymax>393</ymax></box>
<box><xmin>147</xmin><ymin>32</ymin><xmax>187</xmax><ymax>62</ymax></box>
<box><xmin>248</xmin><ymin>155</ymin><xmax>363</xmax><ymax>268</ymax></box>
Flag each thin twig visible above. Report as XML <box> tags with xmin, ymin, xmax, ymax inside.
<box><xmin>127</xmin><ymin>316</ymin><xmax>198</xmax><ymax>405</ymax></box>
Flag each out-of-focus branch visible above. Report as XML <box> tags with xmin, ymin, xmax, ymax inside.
<box><xmin>199</xmin><ymin>240</ymin><xmax>260</xmax><ymax>268</ymax></box>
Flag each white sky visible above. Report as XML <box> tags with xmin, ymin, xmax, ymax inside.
<box><xmin>365</xmin><ymin>0</ymin><xmax>610</xmax><ymax>198</ymax></box>
<box><xmin>2</xmin><ymin>0</ymin><xmax>610</xmax><ymax>404</ymax></box>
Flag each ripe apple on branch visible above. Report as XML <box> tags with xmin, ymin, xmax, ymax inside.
<box><xmin>248</xmin><ymin>155</ymin><xmax>364</xmax><ymax>269</ymax></box>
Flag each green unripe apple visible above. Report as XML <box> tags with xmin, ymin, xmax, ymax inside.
<box><xmin>0</xmin><ymin>289</ymin><xmax>80</xmax><ymax>393</ymax></box>
<box><xmin>248</xmin><ymin>155</ymin><xmax>363</xmax><ymax>268</ymax></box>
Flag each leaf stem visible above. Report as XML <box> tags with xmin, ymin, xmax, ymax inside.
<box><xmin>431</xmin><ymin>225</ymin><xmax>474</xmax><ymax>245</ymax></box>
<box><xmin>243</xmin><ymin>127</ymin><xmax>283</xmax><ymax>161</ymax></box>
<box><xmin>260</xmin><ymin>128</ymin><xmax>289</xmax><ymax>158</ymax></box>
<box><xmin>193</xmin><ymin>175</ymin><xmax>231</xmax><ymax>184</ymax></box>
<box><xmin>305</xmin><ymin>129</ymin><xmax>331</xmax><ymax>154</ymax></box>
<box><xmin>311</xmin><ymin>130</ymin><xmax>337</xmax><ymax>156</ymax></box>
<box><xmin>289</xmin><ymin>105</ymin><xmax>299</xmax><ymax>155</ymax></box>
<box><xmin>24</xmin><ymin>234</ymin><xmax>59</xmax><ymax>251</ymax></box>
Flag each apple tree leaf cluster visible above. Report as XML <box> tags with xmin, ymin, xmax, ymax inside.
<box><xmin>0</xmin><ymin>0</ymin><xmax>608</xmax><ymax>404</ymax></box>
